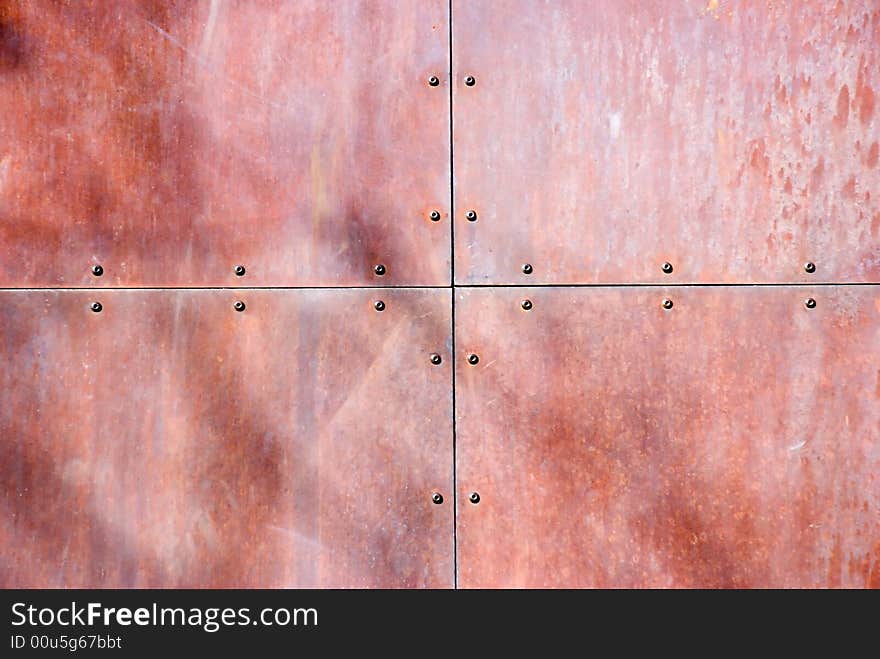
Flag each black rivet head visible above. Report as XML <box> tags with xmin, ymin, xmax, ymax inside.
<box><xmin>522</xmin><ymin>263</ymin><xmax>533</xmax><ymax>275</ymax></box>
<box><xmin>432</xmin><ymin>492</ymin><xmax>444</xmax><ymax>505</ymax></box>
<box><xmin>428</xmin><ymin>75</ymin><xmax>440</xmax><ymax>86</ymax></box>
<box><xmin>374</xmin><ymin>300</ymin><xmax>385</xmax><ymax>312</ymax></box>
<box><xmin>466</xmin><ymin>210</ymin><xmax>478</xmax><ymax>222</ymax></box>
<box><xmin>805</xmin><ymin>298</ymin><xmax>816</xmax><ymax>309</ymax></box>
<box><xmin>430</xmin><ymin>210</ymin><xmax>441</xmax><ymax>222</ymax></box>
<box><xmin>234</xmin><ymin>300</ymin><xmax>246</xmax><ymax>312</ymax></box>
<box><xmin>469</xmin><ymin>492</ymin><xmax>480</xmax><ymax>504</ymax></box>
<box><xmin>521</xmin><ymin>299</ymin><xmax>533</xmax><ymax>311</ymax></box>
<box><xmin>90</xmin><ymin>301</ymin><xmax>102</xmax><ymax>313</ymax></box>
<box><xmin>662</xmin><ymin>298</ymin><xmax>674</xmax><ymax>310</ymax></box>
<box><xmin>467</xmin><ymin>353</ymin><xmax>479</xmax><ymax>365</ymax></box>
<box><xmin>91</xmin><ymin>264</ymin><xmax>103</xmax><ymax>277</ymax></box>
<box><xmin>804</xmin><ymin>262</ymin><xmax>816</xmax><ymax>274</ymax></box>
<box><xmin>234</xmin><ymin>265</ymin><xmax>246</xmax><ymax>277</ymax></box>
<box><xmin>662</xmin><ymin>262</ymin><xmax>674</xmax><ymax>274</ymax></box>
<box><xmin>465</xmin><ymin>75</ymin><xmax>476</xmax><ymax>86</ymax></box>
<box><xmin>430</xmin><ymin>353</ymin><xmax>442</xmax><ymax>365</ymax></box>
<box><xmin>374</xmin><ymin>264</ymin><xmax>386</xmax><ymax>276</ymax></box>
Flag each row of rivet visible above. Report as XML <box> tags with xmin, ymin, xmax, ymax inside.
<box><xmin>86</xmin><ymin>261</ymin><xmax>820</xmax><ymax>280</ymax></box>
<box><xmin>88</xmin><ymin>263</ymin><xmax>392</xmax><ymax>278</ymax></box>
<box><xmin>90</xmin><ymin>264</ymin><xmax>250</xmax><ymax>278</ymax></box>
<box><xmin>428</xmin><ymin>75</ymin><xmax>475</xmax><ymax>87</ymax></box>
<box><xmin>87</xmin><ymin>297</ymin><xmax>821</xmax><ymax>314</ymax></box>
<box><xmin>430</xmin><ymin>492</ymin><xmax>480</xmax><ymax>505</ymax></box>
<box><xmin>655</xmin><ymin>297</ymin><xmax>818</xmax><ymax>309</ymax></box>
<box><xmin>513</xmin><ymin>263</ymin><xmax>816</xmax><ymax>276</ymax></box>
<box><xmin>514</xmin><ymin>261</ymin><xmax>819</xmax><ymax>277</ymax></box>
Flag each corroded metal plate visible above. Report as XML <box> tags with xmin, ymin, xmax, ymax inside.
<box><xmin>0</xmin><ymin>1</ymin><xmax>450</xmax><ymax>287</ymax></box>
<box><xmin>0</xmin><ymin>289</ymin><xmax>452</xmax><ymax>587</ymax></box>
<box><xmin>456</xmin><ymin>286</ymin><xmax>880</xmax><ymax>587</ymax></box>
<box><xmin>453</xmin><ymin>0</ymin><xmax>880</xmax><ymax>284</ymax></box>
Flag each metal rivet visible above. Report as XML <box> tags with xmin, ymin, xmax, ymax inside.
<box><xmin>662</xmin><ymin>298</ymin><xmax>673</xmax><ymax>310</ymax></box>
<box><xmin>90</xmin><ymin>302</ymin><xmax>102</xmax><ymax>313</ymax></box>
<box><xmin>804</xmin><ymin>262</ymin><xmax>816</xmax><ymax>274</ymax></box>
<box><xmin>467</xmin><ymin>353</ymin><xmax>479</xmax><ymax>365</ymax></box>
<box><xmin>91</xmin><ymin>264</ymin><xmax>103</xmax><ymax>277</ymax></box>
<box><xmin>662</xmin><ymin>262</ymin><xmax>674</xmax><ymax>274</ymax></box>
<box><xmin>428</xmin><ymin>75</ymin><xmax>440</xmax><ymax>87</ymax></box>
<box><xmin>234</xmin><ymin>300</ymin><xmax>246</xmax><ymax>312</ymax></box>
<box><xmin>430</xmin><ymin>353</ymin><xmax>442</xmax><ymax>365</ymax></box>
<box><xmin>430</xmin><ymin>210</ymin><xmax>441</xmax><ymax>222</ymax></box>
<box><xmin>805</xmin><ymin>298</ymin><xmax>816</xmax><ymax>309</ymax></box>
<box><xmin>374</xmin><ymin>300</ymin><xmax>385</xmax><ymax>312</ymax></box>
<box><xmin>374</xmin><ymin>264</ymin><xmax>386</xmax><ymax>276</ymax></box>
<box><xmin>522</xmin><ymin>263</ymin><xmax>533</xmax><ymax>275</ymax></box>
<box><xmin>469</xmin><ymin>492</ymin><xmax>480</xmax><ymax>504</ymax></box>
<box><xmin>464</xmin><ymin>75</ymin><xmax>476</xmax><ymax>86</ymax></box>
<box><xmin>432</xmin><ymin>492</ymin><xmax>444</xmax><ymax>505</ymax></box>
<box><xmin>521</xmin><ymin>299</ymin><xmax>533</xmax><ymax>310</ymax></box>
<box><xmin>234</xmin><ymin>265</ymin><xmax>246</xmax><ymax>277</ymax></box>
<box><xmin>466</xmin><ymin>210</ymin><xmax>478</xmax><ymax>222</ymax></box>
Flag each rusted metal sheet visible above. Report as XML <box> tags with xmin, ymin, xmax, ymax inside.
<box><xmin>455</xmin><ymin>286</ymin><xmax>880</xmax><ymax>588</ymax></box>
<box><xmin>0</xmin><ymin>0</ymin><xmax>450</xmax><ymax>287</ymax></box>
<box><xmin>0</xmin><ymin>289</ymin><xmax>453</xmax><ymax>587</ymax></box>
<box><xmin>453</xmin><ymin>0</ymin><xmax>880</xmax><ymax>284</ymax></box>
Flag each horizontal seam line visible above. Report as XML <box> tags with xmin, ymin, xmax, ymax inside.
<box><xmin>0</xmin><ymin>282</ymin><xmax>875</xmax><ymax>292</ymax></box>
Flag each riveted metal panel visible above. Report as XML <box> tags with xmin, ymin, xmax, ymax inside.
<box><xmin>0</xmin><ymin>0</ymin><xmax>450</xmax><ymax>287</ymax></box>
<box><xmin>456</xmin><ymin>286</ymin><xmax>880</xmax><ymax>588</ymax></box>
<box><xmin>453</xmin><ymin>0</ymin><xmax>880</xmax><ymax>284</ymax></box>
<box><xmin>0</xmin><ymin>289</ymin><xmax>452</xmax><ymax>587</ymax></box>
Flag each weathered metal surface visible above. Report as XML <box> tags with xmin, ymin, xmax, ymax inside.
<box><xmin>0</xmin><ymin>0</ymin><xmax>450</xmax><ymax>287</ymax></box>
<box><xmin>456</xmin><ymin>286</ymin><xmax>880</xmax><ymax>588</ymax></box>
<box><xmin>0</xmin><ymin>289</ymin><xmax>453</xmax><ymax>587</ymax></box>
<box><xmin>453</xmin><ymin>0</ymin><xmax>880</xmax><ymax>284</ymax></box>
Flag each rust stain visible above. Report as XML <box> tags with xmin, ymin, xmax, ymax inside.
<box><xmin>856</xmin><ymin>59</ymin><xmax>876</xmax><ymax>125</ymax></box>
<box><xmin>869</xmin><ymin>542</ymin><xmax>880</xmax><ymax>588</ymax></box>
<box><xmin>834</xmin><ymin>84</ymin><xmax>850</xmax><ymax>129</ymax></box>
<box><xmin>827</xmin><ymin>534</ymin><xmax>843</xmax><ymax>588</ymax></box>
<box><xmin>868</xmin><ymin>142</ymin><xmax>879</xmax><ymax>169</ymax></box>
